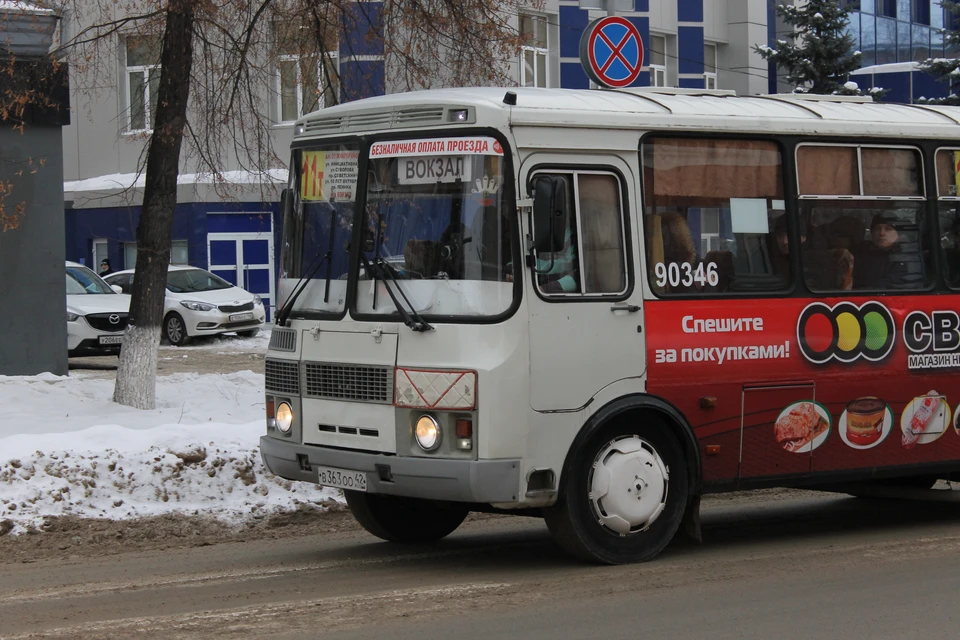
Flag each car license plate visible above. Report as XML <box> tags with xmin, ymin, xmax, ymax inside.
<box><xmin>98</xmin><ymin>335</ymin><xmax>123</xmax><ymax>345</ymax></box>
<box><xmin>316</xmin><ymin>465</ymin><xmax>367</xmax><ymax>492</ymax></box>
<box><xmin>230</xmin><ymin>312</ymin><xmax>254</xmax><ymax>322</ymax></box>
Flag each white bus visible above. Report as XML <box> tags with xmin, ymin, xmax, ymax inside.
<box><xmin>261</xmin><ymin>86</ymin><xmax>960</xmax><ymax>564</ymax></box>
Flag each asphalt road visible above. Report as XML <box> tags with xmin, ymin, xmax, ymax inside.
<box><xmin>3</xmin><ymin>489</ymin><xmax>960</xmax><ymax>640</ymax></box>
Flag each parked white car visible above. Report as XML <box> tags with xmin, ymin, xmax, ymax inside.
<box><xmin>66</xmin><ymin>261</ymin><xmax>131</xmax><ymax>357</ymax></box>
<box><xmin>103</xmin><ymin>265</ymin><xmax>266</xmax><ymax>346</ymax></box>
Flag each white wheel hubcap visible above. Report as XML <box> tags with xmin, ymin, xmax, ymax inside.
<box><xmin>588</xmin><ymin>435</ymin><xmax>669</xmax><ymax>535</ymax></box>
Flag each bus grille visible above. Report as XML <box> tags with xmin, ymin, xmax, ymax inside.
<box><xmin>268</xmin><ymin>328</ymin><xmax>297</xmax><ymax>352</ymax></box>
<box><xmin>265</xmin><ymin>359</ymin><xmax>300</xmax><ymax>396</ymax></box>
<box><xmin>303</xmin><ymin>362</ymin><xmax>393</xmax><ymax>404</ymax></box>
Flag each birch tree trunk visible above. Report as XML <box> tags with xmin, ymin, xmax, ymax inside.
<box><xmin>113</xmin><ymin>0</ymin><xmax>196</xmax><ymax>409</ymax></box>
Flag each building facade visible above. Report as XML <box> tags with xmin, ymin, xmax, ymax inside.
<box><xmin>62</xmin><ymin>0</ymin><xmax>954</xmax><ymax>321</ymax></box>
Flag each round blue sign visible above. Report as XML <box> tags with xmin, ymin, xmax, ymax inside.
<box><xmin>579</xmin><ymin>16</ymin><xmax>644</xmax><ymax>88</ymax></box>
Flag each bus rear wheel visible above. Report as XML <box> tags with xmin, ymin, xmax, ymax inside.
<box><xmin>344</xmin><ymin>491</ymin><xmax>468</xmax><ymax>544</ymax></box>
<box><xmin>544</xmin><ymin>422</ymin><xmax>689</xmax><ymax>564</ymax></box>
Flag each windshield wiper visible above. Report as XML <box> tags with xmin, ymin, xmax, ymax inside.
<box><xmin>360</xmin><ymin>253</ymin><xmax>433</xmax><ymax>332</ymax></box>
<box><xmin>276</xmin><ymin>249</ymin><xmax>330</xmax><ymax>326</ymax></box>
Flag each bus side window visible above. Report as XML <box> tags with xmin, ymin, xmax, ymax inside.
<box><xmin>534</xmin><ymin>177</ymin><xmax>580</xmax><ymax>294</ymax></box>
<box><xmin>532</xmin><ymin>171</ymin><xmax>628</xmax><ymax>297</ymax></box>
<box><xmin>642</xmin><ymin>138</ymin><xmax>789</xmax><ymax>296</ymax></box>
<box><xmin>936</xmin><ymin>148</ymin><xmax>960</xmax><ymax>289</ymax></box>
<box><xmin>798</xmin><ymin>145</ymin><xmax>930</xmax><ymax>293</ymax></box>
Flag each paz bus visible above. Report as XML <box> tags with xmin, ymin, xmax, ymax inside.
<box><xmin>260</xmin><ymin>86</ymin><xmax>960</xmax><ymax>564</ymax></box>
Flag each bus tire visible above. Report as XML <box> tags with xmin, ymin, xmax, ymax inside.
<box><xmin>344</xmin><ymin>491</ymin><xmax>468</xmax><ymax>544</ymax></box>
<box><xmin>544</xmin><ymin>421</ymin><xmax>688</xmax><ymax>565</ymax></box>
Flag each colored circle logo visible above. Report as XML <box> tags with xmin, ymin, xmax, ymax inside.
<box><xmin>797</xmin><ymin>301</ymin><xmax>895</xmax><ymax>364</ymax></box>
<box><xmin>579</xmin><ymin>16</ymin><xmax>644</xmax><ymax>89</ymax></box>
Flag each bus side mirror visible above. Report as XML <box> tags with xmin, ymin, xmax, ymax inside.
<box><xmin>532</xmin><ymin>176</ymin><xmax>568</xmax><ymax>253</ymax></box>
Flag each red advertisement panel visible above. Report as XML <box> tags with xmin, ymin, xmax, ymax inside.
<box><xmin>645</xmin><ymin>297</ymin><xmax>960</xmax><ymax>483</ymax></box>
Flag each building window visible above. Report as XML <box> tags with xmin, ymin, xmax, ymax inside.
<box><xmin>876</xmin><ymin>16</ymin><xmax>897</xmax><ymax>65</ymax></box>
<box><xmin>878</xmin><ymin>0</ymin><xmax>897</xmax><ymax>18</ymax></box>
<box><xmin>649</xmin><ymin>34</ymin><xmax>667</xmax><ymax>87</ymax></box>
<box><xmin>125</xmin><ymin>35</ymin><xmax>161</xmax><ymax>132</ymax></box>
<box><xmin>278</xmin><ymin>51</ymin><xmax>338</xmax><ymax>122</ymax></box>
<box><xmin>124</xmin><ymin>240</ymin><xmax>188</xmax><ymax>269</ymax></box>
<box><xmin>519</xmin><ymin>13</ymin><xmax>548</xmax><ymax>88</ymax></box>
<box><xmin>704</xmin><ymin>43</ymin><xmax>717</xmax><ymax>89</ymax></box>
<box><xmin>700</xmin><ymin>210</ymin><xmax>721</xmax><ymax>254</ymax></box>
<box><xmin>913</xmin><ymin>0</ymin><xmax>931</xmax><ymax>25</ymax></box>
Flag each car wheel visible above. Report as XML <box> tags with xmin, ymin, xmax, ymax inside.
<box><xmin>237</xmin><ymin>328</ymin><xmax>260</xmax><ymax>338</ymax></box>
<box><xmin>164</xmin><ymin>313</ymin><xmax>190</xmax><ymax>346</ymax></box>
<box><xmin>543</xmin><ymin>420</ymin><xmax>689</xmax><ymax>565</ymax></box>
<box><xmin>344</xmin><ymin>491</ymin><xmax>468</xmax><ymax>543</ymax></box>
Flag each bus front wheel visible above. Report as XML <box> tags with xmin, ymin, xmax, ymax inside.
<box><xmin>544</xmin><ymin>422</ymin><xmax>689</xmax><ymax>564</ymax></box>
<box><xmin>344</xmin><ymin>491</ymin><xmax>468</xmax><ymax>544</ymax></box>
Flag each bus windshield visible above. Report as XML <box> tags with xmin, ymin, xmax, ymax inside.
<box><xmin>278</xmin><ymin>142</ymin><xmax>360</xmax><ymax>316</ymax></box>
<box><xmin>356</xmin><ymin>136</ymin><xmax>515</xmax><ymax>318</ymax></box>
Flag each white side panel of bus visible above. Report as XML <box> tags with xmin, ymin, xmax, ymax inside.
<box><xmin>521</xmin><ymin>151</ymin><xmax>646</xmax><ymax>412</ymax></box>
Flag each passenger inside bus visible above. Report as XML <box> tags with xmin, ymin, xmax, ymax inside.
<box><xmin>536</xmin><ymin>218</ymin><xmax>579</xmax><ymax>293</ymax></box>
<box><xmin>852</xmin><ymin>211</ymin><xmax>925</xmax><ymax>289</ymax></box>
<box><xmin>800</xmin><ymin>218</ymin><xmax>863</xmax><ymax>291</ymax></box>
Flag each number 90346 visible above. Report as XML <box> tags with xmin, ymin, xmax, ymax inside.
<box><xmin>653</xmin><ymin>261</ymin><xmax>719</xmax><ymax>289</ymax></box>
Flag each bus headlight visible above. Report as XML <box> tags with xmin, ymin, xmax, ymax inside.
<box><xmin>415</xmin><ymin>415</ymin><xmax>442</xmax><ymax>452</ymax></box>
<box><xmin>275</xmin><ymin>402</ymin><xmax>294</xmax><ymax>433</ymax></box>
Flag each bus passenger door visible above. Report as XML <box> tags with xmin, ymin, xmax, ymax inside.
<box><xmin>740</xmin><ymin>383</ymin><xmax>816</xmax><ymax>479</ymax></box>
<box><xmin>523</xmin><ymin>160</ymin><xmax>646</xmax><ymax>412</ymax></box>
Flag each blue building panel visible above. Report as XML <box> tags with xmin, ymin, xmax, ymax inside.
<box><xmin>65</xmin><ymin>201</ymin><xmax>281</xmax><ymax>274</ymax></box>
<box><xmin>627</xmin><ymin>15</ymin><xmax>650</xmax><ymax>84</ymax></box>
<box><xmin>678</xmin><ymin>26</ymin><xmax>705</xmax><ymax>75</ymax></box>
<box><xmin>207</xmin><ymin>211</ymin><xmax>271</xmax><ymax>234</ymax></box>
<box><xmin>340</xmin><ymin>1</ymin><xmax>384</xmax><ymax>57</ymax></box>
<box><xmin>341</xmin><ymin>60</ymin><xmax>386</xmax><ymax>102</ymax></box>
<box><xmin>560</xmin><ymin>61</ymin><xmax>590</xmax><ymax>89</ymax></box>
<box><xmin>912</xmin><ymin>70</ymin><xmax>948</xmax><ymax>102</ymax></box>
<box><xmin>678</xmin><ymin>76</ymin><xmax>706</xmax><ymax>89</ymax></box>
<box><xmin>209</xmin><ymin>239</ymin><xmax>237</xmax><ymax>266</ymax></box>
<box><xmin>560</xmin><ymin>5</ymin><xmax>589</xmax><ymax>58</ymax></box>
<box><xmin>874</xmin><ymin>71</ymin><xmax>911</xmax><ymax>103</ymax></box>
<box><xmin>678</xmin><ymin>0</ymin><xmax>703</xmax><ymax>23</ymax></box>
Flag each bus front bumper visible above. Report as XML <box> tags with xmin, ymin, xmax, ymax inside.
<box><xmin>259</xmin><ymin>436</ymin><xmax>522</xmax><ymax>504</ymax></box>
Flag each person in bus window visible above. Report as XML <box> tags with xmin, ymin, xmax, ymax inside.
<box><xmin>771</xmin><ymin>215</ymin><xmax>803</xmax><ymax>278</ymax></box>
<box><xmin>659</xmin><ymin>213</ymin><xmax>698</xmax><ymax>293</ymax></box>
<box><xmin>785</xmin><ymin>215</ymin><xmax>855</xmax><ymax>291</ymax></box>
<box><xmin>537</xmin><ymin>220</ymin><xmax>579</xmax><ymax>293</ymax></box>
<box><xmin>852</xmin><ymin>212</ymin><xmax>925</xmax><ymax>290</ymax></box>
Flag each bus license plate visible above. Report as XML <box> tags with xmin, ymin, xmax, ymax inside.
<box><xmin>98</xmin><ymin>335</ymin><xmax>123</xmax><ymax>345</ymax></box>
<box><xmin>316</xmin><ymin>465</ymin><xmax>367</xmax><ymax>492</ymax></box>
<box><xmin>230</xmin><ymin>312</ymin><xmax>254</xmax><ymax>322</ymax></box>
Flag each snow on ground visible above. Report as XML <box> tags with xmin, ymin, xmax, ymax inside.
<box><xmin>0</xmin><ymin>367</ymin><xmax>340</xmax><ymax>535</ymax></box>
<box><xmin>173</xmin><ymin>328</ymin><xmax>272</xmax><ymax>354</ymax></box>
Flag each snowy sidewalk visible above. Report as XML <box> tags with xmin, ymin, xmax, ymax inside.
<box><xmin>0</xmin><ymin>369</ymin><xmax>339</xmax><ymax>535</ymax></box>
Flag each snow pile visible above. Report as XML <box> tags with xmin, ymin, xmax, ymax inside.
<box><xmin>65</xmin><ymin>169</ymin><xmax>288</xmax><ymax>193</ymax></box>
<box><xmin>0</xmin><ymin>371</ymin><xmax>339</xmax><ymax>535</ymax></box>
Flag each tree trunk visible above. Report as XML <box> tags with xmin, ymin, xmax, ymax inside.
<box><xmin>113</xmin><ymin>0</ymin><xmax>196</xmax><ymax>409</ymax></box>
